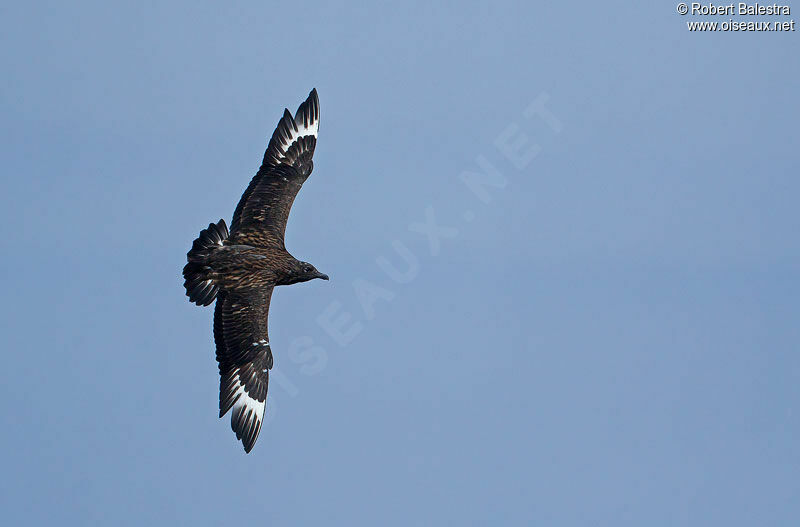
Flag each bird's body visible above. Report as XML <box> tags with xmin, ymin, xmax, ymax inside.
<box><xmin>182</xmin><ymin>89</ymin><xmax>327</xmax><ymax>453</ymax></box>
<box><xmin>198</xmin><ymin>244</ymin><xmax>302</xmax><ymax>291</ymax></box>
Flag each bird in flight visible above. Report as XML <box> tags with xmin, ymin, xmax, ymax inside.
<box><xmin>182</xmin><ymin>89</ymin><xmax>327</xmax><ymax>453</ymax></box>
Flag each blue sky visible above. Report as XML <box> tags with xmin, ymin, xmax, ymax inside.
<box><xmin>2</xmin><ymin>2</ymin><xmax>798</xmax><ymax>525</ymax></box>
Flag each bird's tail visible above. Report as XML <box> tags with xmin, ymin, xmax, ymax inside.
<box><xmin>183</xmin><ymin>219</ymin><xmax>229</xmax><ymax>306</ymax></box>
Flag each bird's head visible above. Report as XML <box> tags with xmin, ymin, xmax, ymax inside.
<box><xmin>279</xmin><ymin>260</ymin><xmax>329</xmax><ymax>285</ymax></box>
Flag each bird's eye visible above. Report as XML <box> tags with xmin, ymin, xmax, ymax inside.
<box><xmin>304</xmin><ymin>266</ymin><xmax>312</xmax><ymax>273</ymax></box>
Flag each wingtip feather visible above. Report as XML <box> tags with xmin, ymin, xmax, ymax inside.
<box><xmin>261</xmin><ymin>90</ymin><xmax>320</xmax><ymax>169</ymax></box>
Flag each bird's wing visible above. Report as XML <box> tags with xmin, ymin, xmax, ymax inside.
<box><xmin>230</xmin><ymin>89</ymin><xmax>320</xmax><ymax>248</ymax></box>
<box><xmin>214</xmin><ymin>288</ymin><xmax>274</xmax><ymax>453</ymax></box>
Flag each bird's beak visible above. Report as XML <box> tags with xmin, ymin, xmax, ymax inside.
<box><xmin>317</xmin><ymin>272</ymin><xmax>329</xmax><ymax>281</ymax></box>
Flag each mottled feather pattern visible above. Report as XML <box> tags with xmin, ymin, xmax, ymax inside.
<box><xmin>230</xmin><ymin>165</ymin><xmax>305</xmax><ymax>248</ymax></box>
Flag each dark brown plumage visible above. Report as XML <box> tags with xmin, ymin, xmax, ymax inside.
<box><xmin>182</xmin><ymin>89</ymin><xmax>327</xmax><ymax>453</ymax></box>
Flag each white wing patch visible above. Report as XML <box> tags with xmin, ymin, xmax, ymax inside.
<box><xmin>263</xmin><ymin>89</ymin><xmax>320</xmax><ymax>169</ymax></box>
<box><xmin>229</xmin><ymin>370</ymin><xmax>265</xmax><ymax>446</ymax></box>
<box><xmin>272</xmin><ymin>113</ymin><xmax>319</xmax><ymax>165</ymax></box>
